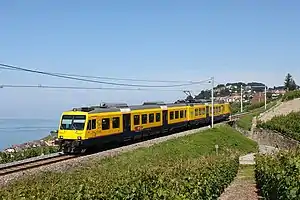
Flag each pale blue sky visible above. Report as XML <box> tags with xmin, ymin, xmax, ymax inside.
<box><xmin>0</xmin><ymin>0</ymin><xmax>299</xmax><ymax>119</ymax></box>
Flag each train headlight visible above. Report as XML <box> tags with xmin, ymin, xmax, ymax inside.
<box><xmin>59</xmin><ymin>136</ymin><xmax>63</xmax><ymax>139</ymax></box>
<box><xmin>77</xmin><ymin>136</ymin><xmax>81</xmax><ymax>140</ymax></box>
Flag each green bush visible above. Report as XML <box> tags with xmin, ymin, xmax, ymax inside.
<box><xmin>0</xmin><ymin>125</ymin><xmax>257</xmax><ymax>199</ymax></box>
<box><xmin>255</xmin><ymin>149</ymin><xmax>300</xmax><ymax>200</ymax></box>
<box><xmin>282</xmin><ymin>90</ymin><xmax>300</xmax><ymax>101</ymax></box>
<box><xmin>257</xmin><ymin>111</ymin><xmax>300</xmax><ymax>141</ymax></box>
<box><xmin>0</xmin><ymin>146</ymin><xmax>59</xmax><ymax>164</ymax></box>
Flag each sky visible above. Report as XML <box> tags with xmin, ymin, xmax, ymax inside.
<box><xmin>0</xmin><ymin>0</ymin><xmax>299</xmax><ymax>120</ymax></box>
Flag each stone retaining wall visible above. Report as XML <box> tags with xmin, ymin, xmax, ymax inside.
<box><xmin>230</xmin><ymin>122</ymin><xmax>299</xmax><ymax>150</ymax></box>
<box><xmin>251</xmin><ymin>128</ymin><xmax>299</xmax><ymax>150</ymax></box>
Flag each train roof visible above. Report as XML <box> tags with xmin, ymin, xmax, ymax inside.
<box><xmin>69</xmin><ymin>101</ymin><xmax>228</xmax><ymax>114</ymax></box>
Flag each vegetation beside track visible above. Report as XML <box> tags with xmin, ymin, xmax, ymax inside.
<box><xmin>257</xmin><ymin>111</ymin><xmax>300</xmax><ymax>141</ymax></box>
<box><xmin>0</xmin><ymin>146</ymin><xmax>59</xmax><ymax>164</ymax></box>
<box><xmin>282</xmin><ymin>90</ymin><xmax>300</xmax><ymax>102</ymax></box>
<box><xmin>0</xmin><ymin>125</ymin><xmax>257</xmax><ymax>199</ymax></box>
<box><xmin>255</xmin><ymin>148</ymin><xmax>300</xmax><ymax>200</ymax></box>
<box><xmin>236</xmin><ymin>101</ymin><xmax>277</xmax><ymax>131</ymax></box>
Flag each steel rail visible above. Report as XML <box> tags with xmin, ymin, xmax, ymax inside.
<box><xmin>0</xmin><ymin>154</ymin><xmax>77</xmax><ymax>176</ymax></box>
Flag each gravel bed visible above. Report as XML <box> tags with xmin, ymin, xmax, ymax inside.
<box><xmin>0</xmin><ymin>123</ymin><xmax>222</xmax><ymax>187</ymax></box>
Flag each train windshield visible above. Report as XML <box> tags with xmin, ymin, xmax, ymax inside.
<box><xmin>60</xmin><ymin>115</ymin><xmax>86</xmax><ymax>130</ymax></box>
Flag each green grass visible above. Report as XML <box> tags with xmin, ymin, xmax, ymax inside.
<box><xmin>236</xmin><ymin>101</ymin><xmax>278</xmax><ymax>131</ymax></box>
<box><xmin>0</xmin><ymin>125</ymin><xmax>258</xmax><ymax>199</ymax></box>
<box><xmin>238</xmin><ymin>165</ymin><xmax>255</xmax><ymax>181</ymax></box>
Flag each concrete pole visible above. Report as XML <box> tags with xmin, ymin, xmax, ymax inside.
<box><xmin>265</xmin><ymin>86</ymin><xmax>267</xmax><ymax>110</ymax></box>
<box><xmin>211</xmin><ymin>77</ymin><xmax>214</xmax><ymax>128</ymax></box>
<box><xmin>240</xmin><ymin>86</ymin><xmax>243</xmax><ymax>112</ymax></box>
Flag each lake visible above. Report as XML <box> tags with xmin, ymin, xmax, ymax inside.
<box><xmin>0</xmin><ymin>118</ymin><xmax>59</xmax><ymax>151</ymax></box>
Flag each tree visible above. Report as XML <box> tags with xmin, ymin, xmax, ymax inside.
<box><xmin>284</xmin><ymin>73</ymin><xmax>297</xmax><ymax>91</ymax></box>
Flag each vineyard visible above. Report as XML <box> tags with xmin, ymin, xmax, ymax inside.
<box><xmin>257</xmin><ymin>111</ymin><xmax>300</xmax><ymax>141</ymax></box>
<box><xmin>255</xmin><ymin>148</ymin><xmax>300</xmax><ymax>200</ymax></box>
<box><xmin>0</xmin><ymin>125</ymin><xmax>258</xmax><ymax>199</ymax></box>
<box><xmin>0</xmin><ymin>146</ymin><xmax>59</xmax><ymax>164</ymax></box>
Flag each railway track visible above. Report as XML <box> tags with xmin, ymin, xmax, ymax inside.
<box><xmin>0</xmin><ymin>113</ymin><xmax>248</xmax><ymax>177</ymax></box>
<box><xmin>0</xmin><ymin>153</ymin><xmax>77</xmax><ymax>176</ymax></box>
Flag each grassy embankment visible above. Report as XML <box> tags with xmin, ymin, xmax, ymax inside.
<box><xmin>236</xmin><ymin>101</ymin><xmax>277</xmax><ymax>131</ymax></box>
<box><xmin>0</xmin><ymin>125</ymin><xmax>257</xmax><ymax>199</ymax></box>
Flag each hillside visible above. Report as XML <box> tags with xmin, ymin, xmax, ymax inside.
<box><xmin>258</xmin><ymin>98</ymin><xmax>300</xmax><ymax>122</ymax></box>
<box><xmin>0</xmin><ymin>125</ymin><xmax>257</xmax><ymax>199</ymax></box>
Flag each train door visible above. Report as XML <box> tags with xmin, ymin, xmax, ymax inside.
<box><xmin>205</xmin><ymin>106</ymin><xmax>210</xmax><ymax>123</ymax></box>
<box><xmin>162</xmin><ymin>110</ymin><xmax>168</xmax><ymax>127</ymax></box>
<box><xmin>122</xmin><ymin>114</ymin><xmax>131</xmax><ymax>132</ymax></box>
<box><xmin>88</xmin><ymin>117</ymin><xmax>97</xmax><ymax>138</ymax></box>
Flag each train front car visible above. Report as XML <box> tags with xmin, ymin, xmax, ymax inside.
<box><xmin>55</xmin><ymin>111</ymin><xmax>88</xmax><ymax>154</ymax></box>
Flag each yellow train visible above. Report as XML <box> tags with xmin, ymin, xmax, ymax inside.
<box><xmin>55</xmin><ymin>101</ymin><xmax>231</xmax><ymax>153</ymax></box>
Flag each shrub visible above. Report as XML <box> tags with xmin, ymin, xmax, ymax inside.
<box><xmin>255</xmin><ymin>149</ymin><xmax>300</xmax><ymax>200</ymax></box>
<box><xmin>0</xmin><ymin>146</ymin><xmax>59</xmax><ymax>164</ymax></box>
<box><xmin>257</xmin><ymin>111</ymin><xmax>300</xmax><ymax>141</ymax></box>
<box><xmin>282</xmin><ymin>90</ymin><xmax>300</xmax><ymax>101</ymax></box>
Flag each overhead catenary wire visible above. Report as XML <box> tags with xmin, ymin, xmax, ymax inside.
<box><xmin>0</xmin><ymin>63</ymin><xmax>210</xmax><ymax>87</ymax></box>
<box><xmin>0</xmin><ymin>66</ymin><xmax>194</xmax><ymax>83</ymax></box>
<box><xmin>0</xmin><ymin>84</ymin><xmax>197</xmax><ymax>92</ymax></box>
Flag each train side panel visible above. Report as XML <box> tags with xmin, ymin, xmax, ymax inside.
<box><xmin>167</xmin><ymin>105</ymin><xmax>188</xmax><ymax>131</ymax></box>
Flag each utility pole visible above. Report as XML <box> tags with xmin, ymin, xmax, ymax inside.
<box><xmin>264</xmin><ymin>85</ymin><xmax>267</xmax><ymax>110</ymax></box>
<box><xmin>211</xmin><ymin>77</ymin><xmax>214</xmax><ymax>128</ymax></box>
<box><xmin>240</xmin><ymin>86</ymin><xmax>243</xmax><ymax>113</ymax></box>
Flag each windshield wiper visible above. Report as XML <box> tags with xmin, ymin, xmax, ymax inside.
<box><xmin>71</xmin><ymin>123</ymin><xmax>77</xmax><ymax>131</ymax></box>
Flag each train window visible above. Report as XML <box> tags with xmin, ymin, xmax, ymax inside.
<box><xmin>184</xmin><ymin>110</ymin><xmax>186</xmax><ymax>118</ymax></box>
<box><xmin>112</xmin><ymin>117</ymin><xmax>120</xmax><ymax>128</ymax></box>
<box><xmin>102</xmin><ymin>118</ymin><xmax>110</xmax><ymax>130</ymax></box>
<box><xmin>134</xmin><ymin>115</ymin><xmax>140</xmax><ymax>125</ymax></box>
<box><xmin>149</xmin><ymin>113</ymin><xmax>154</xmax><ymax>123</ymax></box>
<box><xmin>180</xmin><ymin>110</ymin><xmax>183</xmax><ymax>118</ymax></box>
<box><xmin>87</xmin><ymin>120</ymin><xmax>91</xmax><ymax>130</ymax></box>
<box><xmin>195</xmin><ymin>109</ymin><xmax>199</xmax><ymax>116</ymax></box>
<box><xmin>92</xmin><ymin>119</ymin><xmax>96</xmax><ymax>129</ymax></box>
<box><xmin>156</xmin><ymin>113</ymin><xmax>161</xmax><ymax>122</ymax></box>
<box><xmin>170</xmin><ymin>111</ymin><xmax>174</xmax><ymax>120</ymax></box>
<box><xmin>142</xmin><ymin>114</ymin><xmax>147</xmax><ymax>124</ymax></box>
<box><xmin>175</xmin><ymin>111</ymin><xmax>179</xmax><ymax>119</ymax></box>
<box><xmin>199</xmin><ymin>108</ymin><xmax>203</xmax><ymax>115</ymax></box>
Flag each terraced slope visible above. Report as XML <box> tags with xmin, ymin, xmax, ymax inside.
<box><xmin>258</xmin><ymin>98</ymin><xmax>300</xmax><ymax>122</ymax></box>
